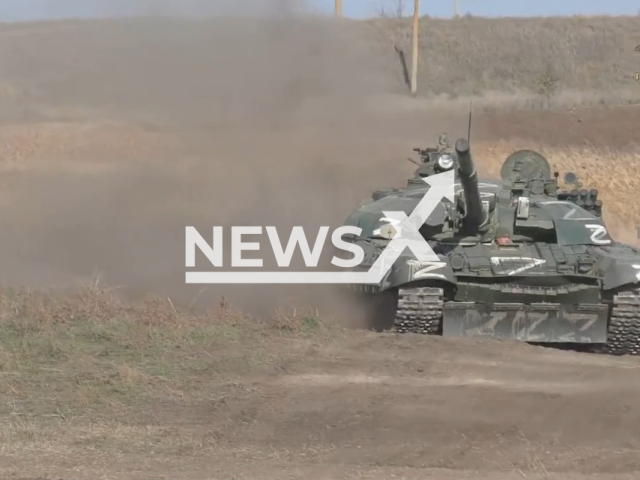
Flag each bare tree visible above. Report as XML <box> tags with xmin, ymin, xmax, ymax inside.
<box><xmin>392</xmin><ymin>0</ymin><xmax>405</xmax><ymax>17</ymax></box>
<box><xmin>372</xmin><ymin>0</ymin><xmax>405</xmax><ymax>18</ymax></box>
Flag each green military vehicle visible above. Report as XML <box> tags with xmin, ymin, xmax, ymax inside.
<box><xmin>342</xmin><ymin>137</ymin><xmax>640</xmax><ymax>355</ymax></box>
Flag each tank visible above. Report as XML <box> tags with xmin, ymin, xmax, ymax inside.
<box><xmin>342</xmin><ymin>137</ymin><xmax>640</xmax><ymax>355</ymax></box>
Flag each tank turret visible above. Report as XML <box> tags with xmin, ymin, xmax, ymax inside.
<box><xmin>455</xmin><ymin>138</ymin><xmax>488</xmax><ymax>233</ymax></box>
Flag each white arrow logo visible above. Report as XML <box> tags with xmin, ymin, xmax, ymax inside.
<box><xmin>185</xmin><ymin>170</ymin><xmax>455</xmax><ymax>284</ymax></box>
<box><xmin>365</xmin><ymin>170</ymin><xmax>455</xmax><ymax>283</ymax></box>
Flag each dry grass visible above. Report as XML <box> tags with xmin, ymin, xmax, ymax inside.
<box><xmin>365</xmin><ymin>15</ymin><xmax>640</xmax><ymax>106</ymax></box>
<box><xmin>0</xmin><ymin>282</ymin><xmax>338</xmax><ymax>459</ymax></box>
<box><xmin>1</xmin><ymin>15</ymin><xmax>640</xmax><ymax>115</ymax></box>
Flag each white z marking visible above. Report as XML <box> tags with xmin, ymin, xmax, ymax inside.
<box><xmin>585</xmin><ymin>224</ymin><xmax>611</xmax><ymax>245</ymax></box>
<box><xmin>409</xmin><ymin>260</ymin><xmax>447</xmax><ymax>279</ymax></box>
<box><xmin>563</xmin><ymin>207</ymin><xmax>577</xmax><ymax>219</ymax></box>
<box><xmin>633</xmin><ymin>264</ymin><xmax>640</xmax><ymax>281</ymax></box>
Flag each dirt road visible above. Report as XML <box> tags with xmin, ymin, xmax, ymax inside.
<box><xmin>4</xmin><ymin>325</ymin><xmax>640</xmax><ymax>480</ymax></box>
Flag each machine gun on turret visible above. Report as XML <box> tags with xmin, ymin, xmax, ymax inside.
<box><xmin>407</xmin><ymin>133</ymin><xmax>456</xmax><ymax>178</ymax></box>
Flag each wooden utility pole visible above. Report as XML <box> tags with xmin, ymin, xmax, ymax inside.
<box><xmin>335</xmin><ymin>0</ymin><xmax>342</xmax><ymax>17</ymax></box>
<box><xmin>410</xmin><ymin>0</ymin><xmax>420</xmax><ymax>95</ymax></box>
<box><xmin>453</xmin><ymin>0</ymin><xmax>458</xmax><ymax>17</ymax></box>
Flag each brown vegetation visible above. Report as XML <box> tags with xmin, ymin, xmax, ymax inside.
<box><xmin>366</xmin><ymin>15</ymin><xmax>640</xmax><ymax>105</ymax></box>
<box><xmin>0</xmin><ymin>283</ymin><xmax>339</xmax><ymax>473</ymax></box>
<box><xmin>2</xmin><ymin>14</ymin><xmax>640</xmax><ymax>118</ymax></box>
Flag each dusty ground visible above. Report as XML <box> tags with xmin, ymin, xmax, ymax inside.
<box><xmin>1</xmin><ymin>10</ymin><xmax>640</xmax><ymax>480</ymax></box>
<box><xmin>2</xmin><ymin>287</ymin><xmax>640</xmax><ymax>480</ymax></box>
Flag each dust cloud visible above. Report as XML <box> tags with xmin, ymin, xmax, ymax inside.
<box><xmin>0</xmin><ymin>0</ymin><xmax>451</xmax><ymax>319</ymax></box>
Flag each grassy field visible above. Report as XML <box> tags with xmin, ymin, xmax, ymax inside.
<box><xmin>0</xmin><ymin>282</ymin><xmax>340</xmax><ymax>465</ymax></box>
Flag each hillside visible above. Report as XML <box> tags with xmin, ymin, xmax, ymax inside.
<box><xmin>0</xmin><ymin>14</ymin><xmax>639</xmax><ymax>123</ymax></box>
<box><xmin>365</xmin><ymin>15</ymin><xmax>640</xmax><ymax>104</ymax></box>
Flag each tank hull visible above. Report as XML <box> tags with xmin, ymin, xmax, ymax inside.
<box><xmin>378</xmin><ymin>284</ymin><xmax>639</xmax><ymax>355</ymax></box>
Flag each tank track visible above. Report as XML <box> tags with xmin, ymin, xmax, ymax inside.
<box><xmin>392</xmin><ymin>287</ymin><xmax>443</xmax><ymax>335</ymax></box>
<box><xmin>391</xmin><ymin>286</ymin><xmax>640</xmax><ymax>355</ymax></box>
<box><xmin>598</xmin><ymin>288</ymin><xmax>640</xmax><ymax>356</ymax></box>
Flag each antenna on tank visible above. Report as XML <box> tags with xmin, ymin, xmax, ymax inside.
<box><xmin>467</xmin><ymin>99</ymin><xmax>473</xmax><ymax>144</ymax></box>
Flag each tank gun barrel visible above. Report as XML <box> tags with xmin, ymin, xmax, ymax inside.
<box><xmin>455</xmin><ymin>139</ymin><xmax>487</xmax><ymax>233</ymax></box>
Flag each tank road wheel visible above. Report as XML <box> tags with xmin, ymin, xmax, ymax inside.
<box><xmin>392</xmin><ymin>287</ymin><xmax>444</xmax><ymax>335</ymax></box>
<box><xmin>600</xmin><ymin>288</ymin><xmax>640</xmax><ymax>356</ymax></box>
